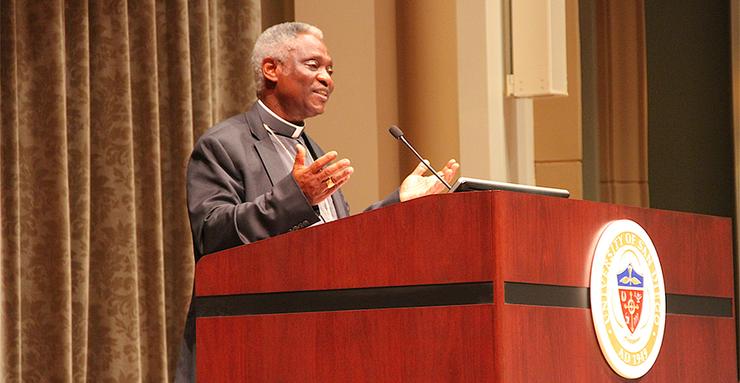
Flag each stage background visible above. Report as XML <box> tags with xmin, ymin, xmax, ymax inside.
<box><xmin>1</xmin><ymin>0</ymin><xmax>737</xmax><ymax>382</ymax></box>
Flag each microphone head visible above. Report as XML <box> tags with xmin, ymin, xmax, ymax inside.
<box><xmin>388</xmin><ymin>125</ymin><xmax>404</xmax><ymax>139</ymax></box>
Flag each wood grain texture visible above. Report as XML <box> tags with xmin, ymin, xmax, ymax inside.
<box><xmin>490</xmin><ymin>191</ymin><xmax>736</xmax><ymax>381</ymax></box>
<box><xmin>197</xmin><ymin>305</ymin><xmax>494</xmax><ymax>382</ymax></box>
<box><xmin>498</xmin><ymin>305</ymin><xmax>737</xmax><ymax>382</ymax></box>
<box><xmin>196</xmin><ymin>191</ymin><xmax>736</xmax><ymax>381</ymax></box>
<box><xmin>492</xmin><ymin>191</ymin><xmax>734</xmax><ymax>296</ymax></box>
<box><xmin>196</xmin><ymin>192</ymin><xmax>493</xmax><ymax>296</ymax></box>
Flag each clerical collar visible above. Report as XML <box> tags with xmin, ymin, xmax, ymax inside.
<box><xmin>256</xmin><ymin>99</ymin><xmax>304</xmax><ymax>139</ymax></box>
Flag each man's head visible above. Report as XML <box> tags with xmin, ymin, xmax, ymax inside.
<box><xmin>251</xmin><ymin>22</ymin><xmax>334</xmax><ymax>121</ymax></box>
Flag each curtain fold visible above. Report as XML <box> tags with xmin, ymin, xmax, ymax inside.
<box><xmin>2</xmin><ymin>0</ymin><xmax>24</xmax><ymax>381</ymax></box>
<box><xmin>0</xmin><ymin>1</ymin><xmax>261</xmax><ymax>381</ymax></box>
<box><xmin>64</xmin><ymin>1</ymin><xmax>92</xmax><ymax>381</ymax></box>
<box><xmin>596</xmin><ymin>0</ymin><xmax>650</xmax><ymax>207</ymax></box>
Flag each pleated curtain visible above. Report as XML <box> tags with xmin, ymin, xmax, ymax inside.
<box><xmin>0</xmin><ymin>1</ymin><xmax>260</xmax><ymax>381</ymax></box>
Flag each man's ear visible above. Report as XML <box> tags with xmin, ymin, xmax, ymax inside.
<box><xmin>262</xmin><ymin>58</ymin><xmax>279</xmax><ymax>83</ymax></box>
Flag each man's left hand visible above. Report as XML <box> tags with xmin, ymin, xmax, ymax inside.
<box><xmin>399</xmin><ymin>159</ymin><xmax>460</xmax><ymax>202</ymax></box>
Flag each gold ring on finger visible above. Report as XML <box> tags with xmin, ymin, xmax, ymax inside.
<box><xmin>325</xmin><ymin>177</ymin><xmax>335</xmax><ymax>189</ymax></box>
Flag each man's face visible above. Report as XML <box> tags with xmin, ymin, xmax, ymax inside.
<box><xmin>273</xmin><ymin>33</ymin><xmax>334</xmax><ymax>121</ymax></box>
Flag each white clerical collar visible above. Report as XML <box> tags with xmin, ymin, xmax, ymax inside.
<box><xmin>257</xmin><ymin>99</ymin><xmax>304</xmax><ymax>139</ymax></box>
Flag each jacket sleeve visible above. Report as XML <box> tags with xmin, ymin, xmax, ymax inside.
<box><xmin>364</xmin><ymin>189</ymin><xmax>401</xmax><ymax>212</ymax></box>
<box><xmin>187</xmin><ymin>134</ymin><xmax>319</xmax><ymax>260</ymax></box>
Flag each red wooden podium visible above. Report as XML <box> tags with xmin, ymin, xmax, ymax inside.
<box><xmin>194</xmin><ymin>191</ymin><xmax>736</xmax><ymax>382</ymax></box>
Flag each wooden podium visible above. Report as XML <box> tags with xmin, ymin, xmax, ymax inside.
<box><xmin>194</xmin><ymin>191</ymin><xmax>736</xmax><ymax>382</ymax></box>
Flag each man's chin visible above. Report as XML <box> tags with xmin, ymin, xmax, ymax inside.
<box><xmin>309</xmin><ymin>105</ymin><xmax>327</xmax><ymax>117</ymax></box>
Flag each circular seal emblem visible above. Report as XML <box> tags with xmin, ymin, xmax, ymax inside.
<box><xmin>589</xmin><ymin>220</ymin><xmax>666</xmax><ymax>379</ymax></box>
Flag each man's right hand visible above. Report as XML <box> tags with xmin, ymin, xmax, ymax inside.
<box><xmin>292</xmin><ymin>144</ymin><xmax>353</xmax><ymax>205</ymax></box>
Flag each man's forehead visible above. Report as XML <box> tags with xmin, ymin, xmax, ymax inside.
<box><xmin>286</xmin><ymin>34</ymin><xmax>331</xmax><ymax>58</ymax></box>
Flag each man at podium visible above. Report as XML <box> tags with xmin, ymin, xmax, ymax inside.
<box><xmin>186</xmin><ymin>21</ymin><xmax>458</xmax><ymax>262</ymax></box>
<box><xmin>177</xmin><ymin>22</ymin><xmax>458</xmax><ymax>382</ymax></box>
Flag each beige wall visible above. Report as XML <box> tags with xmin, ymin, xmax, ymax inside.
<box><xmin>293</xmin><ymin>0</ymin><xmax>585</xmax><ymax>207</ymax></box>
<box><xmin>396</xmin><ymin>1</ymin><xmax>460</xmax><ymax>176</ymax></box>
<box><xmin>295</xmin><ymin>0</ymin><xmax>465</xmax><ymax>211</ymax></box>
<box><xmin>374</xmin><ymin>0</ymin><xmax>402</xmax><ymax>195</ymax></box>
<box><xmin>294</xmin><ymin>0</ymin><xmax>400</xmax><ymax>212</ymax></box>
<box><xmin>532</xmin><ymin>0</ymin><xmax>583</xmax><ymax>199</ymax></box>
<box><xmin>457</xmin><ymin>0</ymin><xmax>514</xmax><ymax>182</ymax></box>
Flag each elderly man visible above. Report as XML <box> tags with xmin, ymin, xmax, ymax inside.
<box><xmin>177</xmin><ymin>22</ymin><xmax>458</xmax><ymax>382</ymax></box>
<box><xmin>187</xmin><ymin>21</ymin><xmax>458</xmax><ymax>261</ymax></box>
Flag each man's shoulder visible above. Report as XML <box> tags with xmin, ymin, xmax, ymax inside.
<box><xmin>200</xmin><ymin>113</ymin><xmax>251</xmax><ymax>141</ymax></box>
<box><xmin>195</xmin><ymin>104</ymin><xmax>261</xmax><ymax>148</ymax></box>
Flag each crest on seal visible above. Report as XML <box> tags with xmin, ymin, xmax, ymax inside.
<box><xmin>617</xmin><ymin>263</ymin><xmax>644</xmax><ymax>334</ymax></box>
<box><xmin>590</xmin><ymin>220</ymin><xmax>666</xmax><ymax>379</ymax></box>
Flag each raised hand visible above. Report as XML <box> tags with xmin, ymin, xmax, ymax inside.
<box><xmin>399</xmin><ymin>159</ymin><xmax>459</xmax><ymax>202</ymax></box>
<box><xmin>292</xmin><ymin>144</ymin><xmax>354</xmax><ymax>205</ymax></box>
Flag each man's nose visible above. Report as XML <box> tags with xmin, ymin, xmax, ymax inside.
<box><xmin>317</xmin><ymin>69</ymin><xmax>333</xmax><ymax>87</ymax></box>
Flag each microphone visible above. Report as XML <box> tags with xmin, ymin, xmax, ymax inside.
<box><xmin>388</xmin><ymin>125</ymin><xmax>452</xmax><ymax>190</ymax></box>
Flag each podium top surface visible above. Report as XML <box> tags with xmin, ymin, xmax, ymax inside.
<box><xmin>195</xmin><ymin>191</ymin><xmax>733</xmax><ymax>299</ymax></box>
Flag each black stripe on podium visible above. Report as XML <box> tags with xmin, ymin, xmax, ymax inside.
<box><xmin>666</xmin><ymin>293</ymin><xmax>734</xmax><ymax>317</ymax></box>
<box><xmin>195</xmin><ymin>282</ymin><xmax>493</xmax><ymax>318</ymax></box>
<box><xmin>504</xmin><ymin>282</ymin><xmax>590</xmax><ymax>309</ymax></box>
<box><xmin>504</xmin><ymin>282</ymin><xmax>734</xmax><ymax>318</ymax></box>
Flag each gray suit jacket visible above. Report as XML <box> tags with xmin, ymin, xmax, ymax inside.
<box><xmin>187</xmin><ymin>102</ymin><xmax>358</xmax><ymax>261</ymax></box>
<box><xmin>178</xmin><ymin>102</ymin><xmax>399</xmax><ymax>382</ymax></box>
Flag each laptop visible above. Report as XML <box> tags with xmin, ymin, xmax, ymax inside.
<box><xmin>449</xmin><ymin>177</ymin><xmax>570</xmax><ymax>198</ymax></box>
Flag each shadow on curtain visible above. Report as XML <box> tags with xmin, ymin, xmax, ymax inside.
<box><xmin>0</xmin><ymin>1</ymin><xmax>259</xmax><ymax>381</ymax></box>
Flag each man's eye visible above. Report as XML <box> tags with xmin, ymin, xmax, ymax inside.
<box><xmin>326</xmin><ymin>66</ymin><xmax>334</xmax><ymax>76</ymax></box>
<box><xmin>305</xmin><ymin>60</ymin><xmax>319</xmax><ymax>70</ymax></box>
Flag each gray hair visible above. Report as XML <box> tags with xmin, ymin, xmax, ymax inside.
<box><xmin>251</xmin><ymin>22</ymin><xmax>324</xmax><ymax>97</ymax></box>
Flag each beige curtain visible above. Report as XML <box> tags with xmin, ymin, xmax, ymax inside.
<box><xmin>595</xmin><ymin>0</ymin><xmax>650</xmax><ymax>207</ymax></box>
<box><xmin>0</xmin><ymin>1</ymin><xmax>260</xmax><ymax>381</ymax></box>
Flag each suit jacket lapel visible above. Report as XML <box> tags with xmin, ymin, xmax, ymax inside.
<box><xmin>303</xmin><ymin>133</ymin><xmax>351</xmax><ymax>218</ymax></box>
<box><xmin>248</xmin><ymin>101</ymin><xmax>351</xmax><ymax>218</ymax></box>
<box><xmin>246</xmin><ymin>103</ymin><xmax>285</xmax><ymax>187</ymax></box>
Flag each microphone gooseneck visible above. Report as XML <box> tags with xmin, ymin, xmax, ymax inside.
<box><xmin>387</xmin><ymin>125</ymin><xmax>452</xmax><ymax>190</ymax></box>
